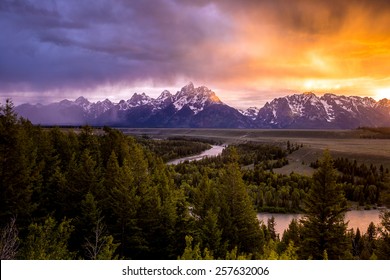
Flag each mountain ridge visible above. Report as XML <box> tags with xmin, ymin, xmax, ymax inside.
<box><xmin>14</xmin><ymin>83</ymin><xmax>390</xmax><ymax>128</ymax></box>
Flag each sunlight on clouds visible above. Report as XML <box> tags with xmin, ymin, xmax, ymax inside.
<box><xmin>375</xmin><ymin>88</ymin><xmax>390</xmax><ymax>100</ymax></box>
<box><xmin>303</xmin><ymin>80</ymin><xmax>342</xmax><ymax>92</ymax></box>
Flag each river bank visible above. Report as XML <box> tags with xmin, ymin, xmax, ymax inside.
<box><xmin>167</xmin><ymin>145</ymin><xmax>225</xmax><ymax>165</ymax></box>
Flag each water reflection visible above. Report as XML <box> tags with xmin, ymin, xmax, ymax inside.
<box><xmin>257</xmin><ymin>210</ymin><xmax>382</xmax><ymax>235</ymax></box>
<box><xmin>167</xmin><ymin>145</ymin><xmax>225</xmax><ymax>165</ymax></box>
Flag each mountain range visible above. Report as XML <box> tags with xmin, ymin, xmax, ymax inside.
<box><xmin>15</xmin><ymin>82</ymin><xmax>390</xmax><ymax>129</ymax></box>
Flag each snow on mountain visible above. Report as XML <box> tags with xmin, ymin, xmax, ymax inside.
<box><xmin>157</xmin><ymin>90</ymin><xmax>173</xmax><ymax>101</ymax></box>
<box><xmin>376</xmin><ymin>98</ymin><xmax>390</xmax><ymax>110</ymax></box>
<box><xmin>154</xmin><ymin>90</ymin><xmax>173</xmax><ymax>111</ymax></box>
<box><xmin>172</xmin><ymin>82</ymin><xmax>222</xmax><ymax>114</ymax></box>
<box><xmin>239</xmin><ymin>107</ymin><xmax>260</xmax><ymax>120</ymax></box>
<box><xmin>14</xmin><ymin>85</ymin><xmax>390</xmax><ymax>128</ymax></box>
<box><xmin>128</xmin><ymin>93</ymin><xmax>153</xmax><ymax>107</ymax></box>
<box><xmin>115</xmin><ymin>83</ymin><xmax>221</xmax><ymax>114</ymax></box>
<box><xmin>74</xmin><ymin>96</ymin><xmax>91</xmax><ymax>109</ymax></box>
<box><xmin>117</xmin><ymin>93</ymin><xmax>153</xmax><ymax>111</ymax></box>
<box><xmin>256</xmin><ymin>92</ymin><xmax>390</xmax><ymax>128</ymax></box>
<box><xmin>89</xmin><ymin>99</ymin><xmax>114</xmax><ymax>118</ymax></box>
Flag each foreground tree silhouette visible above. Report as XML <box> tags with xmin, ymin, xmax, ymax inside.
<box><xmin>0</xmin><ymin>100</ymin><xmax>35</xmax><ymax>226</ymax></box>
<box><xmin>21</xmin><ymin>217</ymin><xmax>75</xmax><ymax>259</ymax></box>
<box><xmin>376</xmin><ymin>209</ymin><xmax>390</xmax><ymax>259</ymax></box>
<box><xmin>218</xmin><ymin>148</ymin><xmax>264</xmax><ymax>257</ymax></box>
<box><xmin>300</xmin><ymin>150</ymin><xmax>349</xmax><ymax>259</ymax></box>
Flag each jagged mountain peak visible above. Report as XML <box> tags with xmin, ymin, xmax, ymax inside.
<box><xmin>173</xmin><ymin>83</ymin><xmax>222</xmax><ymax>113</ymax></box>
<box><xmin>181</xmin><ymin>82</ymin><xmax>195</xmax><ymax>92</ymax></box>
<box><xmin>376</xmin><ymin>99</ymin><xmax>390</xmax><ymax>116</ymax></box>
<box><xmin>95</xmin><ymin>98</ymin><xmax>113</xmax><ymax>107</ymax></box>
<box><xmin>130</xmin><ymin>92</ymin><xmax>148</xmax><ymax>98</ymax></box>
<box><xmin>14</xmin><ymin>86</ymin><xmax>390</xmax><ymax>128</ymax></box>
<box><xmin>128</xmin><ymin>92</ymin><xmax>152</xmax><ymax>105</ymax></box>
<box><xmin>157</xmin><ymin>90</ymin><xmax>172</xmax><ymax>101</ymax></box>
<box><xmin>303</xmin><ymin>92</ymin><xmax>317</xmax><ymax>99</ymax></box>
<box><xmin>75</xmin><ymin>96</ymin><xmax>90</xmax><ymax>105</ymax></box>
<box><xmin>58</xmin><ymin>99</ymin><xmax>73</xmax><ymax>106</ymax></box>
<box><xmin>378</xmin><ymin>98</ymin><xmax>390</xmax><ymax>106</ymax></box>
<box><xmin>289</xmin><ymin>92</ymin><xmax>319</xmax><ymax>103</ymax></box>
<box><xmin>255</xmin><ymin>92</ymin><xmax>390</xmax><ymax>128</ymax></box>
<box><xmin>323</xmin><ymin>93</ymin><xmax>337</xmax><ymax>98</ymax></box>
<box><xmin>73</xmin><ymin>96</ymin><xmax>92</xmax><ymax>111</ymax></box>
<box><xmin>240</xmin><ymin>107</ymin><xmax>260</xmax><ymax>120</ymax></box>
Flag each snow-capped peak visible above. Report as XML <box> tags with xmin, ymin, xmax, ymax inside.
<box><xmin>75</xmin><ymin>96</ymin><xmax>90</xmax><ymax>105</ymax></box>
<box><xmin>128</xmin><ymin>92</ymin><xmax>153</xmax><ymax>107</ymax></box>
<box><xmin>377</xmin><ymin>98</ymin><xmax>390</xmax><ymax>108</ymax></box>
<box><xmin>173</xmin><ymin>83</ymin><xmax>222</xmax><ymax>114</ymax></box>
<box><xmin>74</xmin><ymin>96</ymin><xmax>91</xmax><ymax>111</ymax></box>
<box><xmin>181</xmin><ymin>82</ymin><xmax>195</xmax><ymax>93</ymax></box>
<box><xmin>157</xmin><ymin>90</ymin><xmax>172</xmax><ymax>101</ymax></box>
<box><xmin>95</xmin><ymin>98</ymin><xmax>113</xmax><ymax>110</ymax></box>
<box><xmin>240</xmin><ymin>107</ymin><xmax>260</xmax><ymax>120</ymax></box>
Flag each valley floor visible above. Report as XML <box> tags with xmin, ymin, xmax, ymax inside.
<box><xmin>121</xmin><ymin>128</ymin><xmax>390</xmax><ymax>171</ymax></box>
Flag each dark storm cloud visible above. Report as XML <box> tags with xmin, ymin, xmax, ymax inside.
<box><xmin>0</xmin><ymin>0</ymin><xmax>231</xmax><ymax>97</ymax></box>
<box><xmin>1</xmin><ymin>0</ymin><xmax>390</xmax><ymax>105</ymax></box>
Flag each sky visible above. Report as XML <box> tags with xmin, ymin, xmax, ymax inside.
<box><xmin>1</xmin><ymin>0</ymin><xmax>390</xmax><ymax>109</ymax></box>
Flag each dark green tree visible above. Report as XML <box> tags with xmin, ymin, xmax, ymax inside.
<box><xmin>79</xmin><ymin>193</ymin><xmax>119</xmax><ymax>260</ymax></box>
<box><xmin>281</xmin><ymin>218</ymin><xmax>302</xmax><ymax>252</ymax></box>
<box><xmin>21</xmin><ymin>217</ymin><xmax>75</xmax><ymax>260</ymax></box>
<box><xmin>0</xmin><ymin>100</ymin><xmax>35</xmax><ymax>226</ymax></box>
<box><xmin>359</xmin><ymin>222</ymin><xmax>377</xmax><ymax>259</ymax></box>
<box><xmin>376</xmin><ymin>209</ymin><xmax>390</xmax><ymax>259</ymax></box>
<box><xmin>300</xmin><ymin>150</ymin><xmax>349</xmax><ymax>259</ymax></box>
<box><xmin>218</xmin><ymin>149</ymin><xmax>264</xmax><ymax>256</ymax></box>
<box><xmin>351</xmin><ymin>228</ymin><xmax>363</xmax><ymax>258</ymax></box>
<box><xmin>267</xmin><ymin>216</ymin><xmax>278</xmax><ymax>241</ymax></box>
<box><xmin>105</xmin><ymin>152</ymin><xmax>141</xmax><ymax>258</ymax></box>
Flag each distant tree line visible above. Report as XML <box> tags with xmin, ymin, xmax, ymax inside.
<box><xmin>137</xmin><ymin>136</ymin><xmax>212</xmax><ymax>162</ymax></box>
<box><xmin>357</xmin><ymin>127</ymin><xmax>390</xmax><ymax>139</ymax></box>
<box><xmin>311</xmin><ymin>157</ymin><xmax>390</xmax><ymax>207</ymax></box>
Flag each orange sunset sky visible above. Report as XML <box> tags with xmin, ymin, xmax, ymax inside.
<box><xmin>1</xmin><ymin>0</ymin><xmax>390</xmax><ymax>108</ymax></box>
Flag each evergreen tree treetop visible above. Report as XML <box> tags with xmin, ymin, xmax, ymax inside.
<box><xmin>300</xmin><ymin>150</ymin><xmax>349</xmax><ymax>259</ymax></box>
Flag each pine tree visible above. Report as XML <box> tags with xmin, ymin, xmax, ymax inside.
<box><xmin>267</xmin><ymin>216</ymin><xmax>278</xmax><ymax>241</ymax></box>
<box><xmin>105</xmin><ymin>152</ymin><xmax>141</xmax><ymax>258</ymax></box>
<box><xmin>376</xmin><ymin>209</ymin><xmax>390</xmax><ymax>259</ymax></box>
<box><xmin>0</xmin><ymin>100</ymin><xmax>35</xmax><ymax>227</ymax></box>
<box><xmin>279</xmin><ymin>241</ymin><xmax>298</xmax><ymax>260</ymax></box>
<box><xmin>353</xmin><ymin>228</ymin><xmax>362</xmax><ymax>256</ymax></box>
<box><xmin>300</xmin><ymin>150</ymin><xmax>349</xmax><ymax>259</ymax></box>
<box><xmin>75</xmin><ymin>149</ymin><xmax>103</xmax><ymax>198</ymax></box>
<box><xmin>178</xmin><ymin>235</ymin><xmax>214</xmax><ymax>260</ymax></box>
<box><xmin>46</xmin><ymin>166</ymin><xmax>68</xmax><ymax>219</ymax></box>
<box><xmin>200</xmin><ymin>210</ymin><xmax>222</xmax><ymax>256</ymax></box>
<box><xmin>21</xmin><ymin>217</ymin><xmax>75</xmax><ymax>260</ymax></box>
<box><xmin>358</xmin><ymin>222</ymin><xmax>377</xmax><ymax>259</ymax></box>
<box><xmin>75</xmin><ymin>192</ymin><xmax>119</xmax><ymax>259</ymax></box>
<box><xmin>143</xmin><ymin>158</ymin><xmax>185</xmax><ymax>259</ymax></box>
<box><xmin>218</xmin><ymin>149</ymin><xmax>264</xmax><ymax>256</ymax></box>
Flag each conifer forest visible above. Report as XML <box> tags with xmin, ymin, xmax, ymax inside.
<box><xmin>1</xmin><ymin>100</ymin><xmax>390</xmax><ymax>260</ymax></box>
